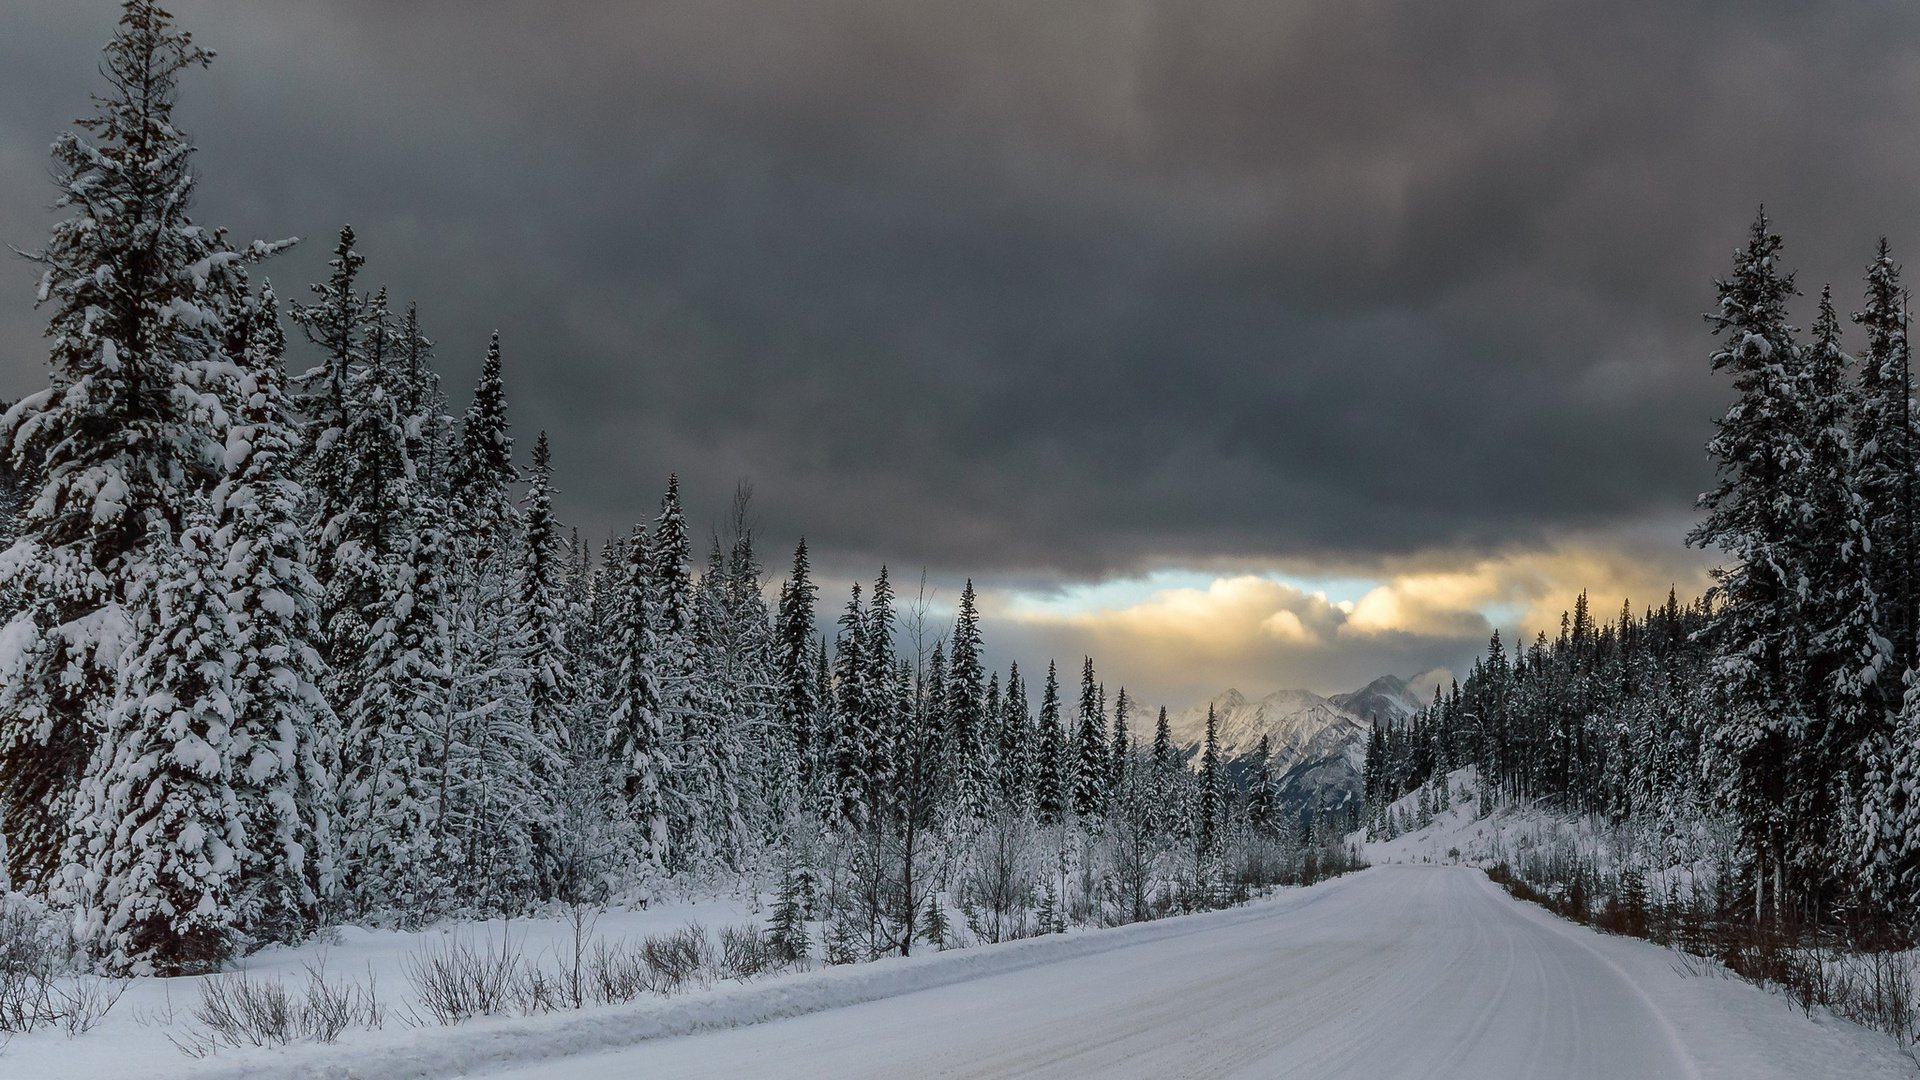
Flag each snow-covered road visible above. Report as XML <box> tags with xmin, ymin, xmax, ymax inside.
<box><xmin>483</xmin><ymin>865</ymin><xmax>1909</xmax><ymax>1080</ymax></box>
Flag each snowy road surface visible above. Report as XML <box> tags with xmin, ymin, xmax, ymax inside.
<box><xmin>482</xmin><ymin>865</ymin><xmax>1906</xmax><ymax>1080</ymax></box>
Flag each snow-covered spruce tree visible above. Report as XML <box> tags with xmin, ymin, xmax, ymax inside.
<box><xmin>519</xmin><ymin>433</ymin><xmax>576</xmax><ymax>891</ymax></box>
<box><xmin>519</xmin><ymin>433</ymin><xmax>572</xmax><ymax>755</ymax></box>
<box><xmin>859</xmin><ymin>569</ymin><xmax>903</xmax><ymax>819</ymax></box>
<box><xmin>1033</xmin><ymin>661</ymin><xmax>1066</xmax><ymax>824</ymax></box>
<box><xmin>0</xmin><ymin>2</ymin><xmax>277</xmax><ymax>892</ymax></box>
<box><xmin>1196</xmin><ymin>703</ymin><xmax>1222</xmax><ymax>862</ymax></box>
<box><xmin>325</xmin><ymin>290</ymin><xmax>451</xmax><ymax>919</ymax></box>
<box><xmin>680</xmin><ymin>539</ymin><xmax>752</xmax><ymax>868</ymax></box>
<box><xmin>605</xmin><ymin>522</ymin><xmax>669</xmax><ymax>873</ymax></box>
<box><xmin>719</xmin><ymin>516</ymin><xmax>786</xmax><ymax>841</ymax></box>
<box><xmin>1109</xmin><ymin>687</ymin><xmax>1131</xmax><ymax>794</ymax></box>
<box><xmin>1851</xmin><ymin>240</ymin><xmax>1918</xmax><ymax>677</ymax></box>
<box><xmin>1000</xmin><ymin>663</ymin><xmax>1032</xmax><ymax>806</ymax></box>
<box><xmin>435</xmin><ymin>335</ymin><xmax>538</xmax><ymax>910</ymax></box>
<box><xmin>1247</xmin><ymin>732</ymin><xmax>1278</xmax><ymax>837</ymax></box>
<box><xmin>1150</xmin><ymin>706</ymin><xmax>1176</xmax><ymax>838</ymax></box>
<box><xmin>647</xmin><ymin>475</ymin><xmax>695</xmax><ymax>648</ymax></box>
<box><xmin>72</xmin><ymin>497</ymin><xmax>242</xmax><ymax>975</ymax></box>
<box><xmin>1686</xmin><ymin>209</ymin><xmax>1810</xmax><ymax>921</ymax></box>
<box><xmin>1072</xmin><ymin>657</ymin><xmax>1107</xmax><ymax>818</ymax></box>
<box><xmin>217</xmin><ymin>284</ymin><xmax>336</xmax><ymax>944</ymax></box>
<box><xmin>830</xmin><ymin>583</ymin><xmax>869</xmax><ymax>824</ymax></box>
<box><xmin>1794</xmin><ymin>288</ymin><xmax>1888</xmax><ymax>894</ymax></box>
<box><xmin>776</xmin><ymin>540</ymin><xmax>821</xmax><ymax>805</ymax></box>
<box><xmin>945</xmin><ymin>580</ymin><xmax>988</xmax><ymax>820</ymax></box>
<box><xmin>811</xmin><ymin>636</ymin><xmax>836</xmax><ymax>821</ymax></box>
<box><xmin>1851</xmin><ymin>242</ymin><xmax>1920</xmax><ymax>914</ymax></box>
<box><xmin>289</xmin><ymin>227</ymin><xmax>361</xmax><ymax>482</ymax></box>
<box><xmin>450</xmin><ymin>334</ymin><xmax>517</xmax><ymax>556</ymax></box>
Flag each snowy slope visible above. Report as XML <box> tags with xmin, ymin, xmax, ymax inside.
<box><xmin>1164</xmin><ymin>686</ymin><xmax>1366</xmax><ymax>767</ymax></box>
<box><xmin>1329</xmin><ymin>672</ymin><xmax>1433</xmax><ymax>725</ymax></box>
<box><xmin>482</xmin><ymin>866</ymin><xmax>1914</xmax><ymax>1080</ymax></box>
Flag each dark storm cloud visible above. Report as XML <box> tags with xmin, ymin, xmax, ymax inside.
<box><xmin>4</xmin><ymin>0</ymin><xmax>1919</xmax><ymax>588</ymax></box>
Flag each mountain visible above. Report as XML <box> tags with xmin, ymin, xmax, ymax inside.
<box><xmin>1162</xmin><ymin>687</ymin><xmax>1366</xmax><ymax>767</ymax></box>
<box><xmin>1162</xmin><ymin>672</ymin><xmax>1446</xmax><ymax>821</ymax></box>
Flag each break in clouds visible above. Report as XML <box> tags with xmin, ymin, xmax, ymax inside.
<box><xmin>4</xmin><ymin>0</ymin><xmax>1918</xmax><ymax>694</ymax></box>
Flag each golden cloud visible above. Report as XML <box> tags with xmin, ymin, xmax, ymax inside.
<box><xmin>978</xmin><ymin>537</ymin><xmax>1716</xmax><ymax>702</ymax></box>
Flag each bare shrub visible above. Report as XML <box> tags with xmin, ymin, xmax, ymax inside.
<box><xmin>585</xmin><ymin>939</ymin><xmax>653</xmax><ymax>1003</ymax></box>
<box><xmin>53</xmin><ymin>975</ymin><xmax>125</xmax><ymax>1037</ymax></box>
<box><xmin>403</xmin><ymin>929</ymin><xmax>526</xmax><ymax>1025</ymax></box>
<box><xmin>175</xmin><ymin>960</ymin><xmax>382</xmax><ymax>1055</ymax></box>
<box><xmin>513</xmin><ymin>966</ymin><xmax>565</xmax><ymax>1016</ymax></box>
<box><xmin>641</xmin><ymin>924</ymin><xmax>712</xmax><ymax>993</ymax></box>
<box><xmin>717</xmin><ymin>924</ymin><xmax>775</xmax><ymax>981</ymax></box>
<box><xmin>0</xmin><ymin>894</ymin><xmax>124</xmax><ymax>1037</ymax></box>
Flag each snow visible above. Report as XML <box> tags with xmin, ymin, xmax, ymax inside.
<box><xmin>14</xmin><ymin>866</ymin><xmax>1913</xmax><ymax>1079</ymax></box>
<box><xmin>485</xmin><ymin>868</ymin><xmax>1913</xmax><ymax>1080</ymax></box>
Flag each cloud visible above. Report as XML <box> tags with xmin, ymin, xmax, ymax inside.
<box><xmin>981</xmin><ymin>534</ymin><xmax>1714</xmax><ymax>705</ymax></box>
<box><xmin>0</xmin><ymin>2</ymin><xmax>1894</xmax><ymax>697</ymax></box>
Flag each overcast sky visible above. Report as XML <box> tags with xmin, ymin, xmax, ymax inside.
<box><xmin>6</xmin><ymin>1</ymin><xmax>1919</xmax><ymax>704</ymax></box>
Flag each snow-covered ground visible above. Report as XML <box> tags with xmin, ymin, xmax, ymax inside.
<box><xmin>2</xmin><ymin>893</ymin><xmax>765</xmax><ymax>1080</ymax></box>
<box><xmin>10</xmin><ymin>861</ymin><xmax>1915</xmax><ymax>1078</ymax></box>
<box><xmin>486</xmin><ymin>865</ymin><xmax>1914</xmax><ymax>1079</ymax></box>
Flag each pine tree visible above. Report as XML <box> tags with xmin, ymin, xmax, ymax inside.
<box><xmin>1851</xmin><ymin>239</ymin><xmax>1917</xmax><ymax>676</ymax></box>
<box><xmin>831</xmin><ymin>583</ymin><xmax>868</xmax><ymax>824</ymax></box>
<box><xmin>1072</xmin><ymin>657</ymin><xmax>1106</xmax><ymax>817</ymax></box>
<box><xmin>1794</xmin><ymin>287</ymin><xmax>1889</xmax><ymax>892</ymax></box>
<box><xmin>1247</xmin><ymin>733</ymin><xmax>1278</xmax><ymax>836</ymax></box>
<box><xmin>648</xmin><ymin>476</ymin><xmax>694</xmax><ymax>646</ymax></box>
<box><xmin>1151</xmin><ymin>705</ymin><xmax>1175</xmax><ymax>835</ymax></box>
<box><xmin>1034</xmin><ymin>661</ymin><xmax>1066</xmax><ymax>824</ymax></box>
<box><xmin>776</xmin><ymin>540</ymin><xmax>820</xmax><ymax>802</ymax></box>
<box><xmin>326</xmin><ymin>290</ymin><xmax>450</xmax><ymax>917</ymax></box>
<box><xmin>946</xmin><ymin>580</ymin><xmax>987</xmax><ymax>819</ymax></box>
<box><xmin>999</xmin><ymin>662</ymin><xmax>1030</xmax><ymax>805</ymax></box>
<box><xmin>519</xmin><ymin>432</ymin><xmax>576</xmax><ymax>889</ymax></box>
<box><xmin>1687</xmin><ymin>209</ymin><xmax>1809</xmax><ymax>918</ymax></box>
<box><xmin>0</xmin><ymin>2</ymin><xmax>278</xmax><ymax>889</ymax></box>
<box><xmin>861</xmin><ymin>568</ymin><xmax>902</xmax><ymax>818</ymax></box>
<box><xmin>1109</xmin><ymin>687</ymin><xmax>1131</xmax><ymax>793</ymax></box>
<box><xmin>72</xmin><ymin>499</ymin><xmax>243</xmax><ymax>974</ymax></box>
<box><xmin>1197</xmin><ymin>704</ymin><xmax>1221</xmax><ymax>860</ymax></box>
<box><xmin>218</xmin><ymin>285</ymin><xmax>335</xmax><ymax>942</ymax></box>
<box><xmin>450</xmin><ymin>334</ymin><xmax>517</xmax><ymax>558</ymax></box>
<box><xmin>604</xmin><ymin>525</ymin><xmax>669</xmax><ymax>871</ymax></box>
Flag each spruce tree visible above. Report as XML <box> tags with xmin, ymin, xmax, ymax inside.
<box><xmin>0</xmin><ymin>2</ymin><xmax>273</xmax><ymax>889</ymax></box>
<box><xmin>831</xmin><ymin>584</ymin><xmax>869</xmax><ymax>824</ymax></box>
<box><xmin>1247</xmin><ymin>733</ymin><xmax>1278</xmax><ymax>836</ymax></box>
<box><xmin>218</xmin><ymin>285</ymin><xmax>335</xmax><ymax>942</ymax></box>
<box><xmin>776</xmin><ymin>540</ymin><xmax>820</xmax><ymax>801</ymax></box>
<box><xmin>1197</xmin><ymin>704</ymin><xmax>1222</xmax><ymax>861</ymax></box>
<box><xmin>1000</xmin><ymin>662</ymin><xmax>1031</xmax><ymax>804</ymax></box>
<box><xmin>603</xmin><ymin>524</ymin><xmax>668</xmax><ymax>870</ymax></box>
<box><xmin>72</xmin><ymin>499</ymin><xmax>243</xmax><ymax>974</ymax></box>
<box><xmin>1851</xmin><ymin>240</ymin><xmax>1917</xmax><ymax>675</ymax></box>
<box><xmin>1687</xmin><ymin>209</ymin><xmax>1809</xmax><ymax>916</ymax></box>
<box><xmin>945</xmin><ymin>580</ymin><xmax>987</xmax><ymax>819</ymax></box>
<box><xmin>1109</xmin><ymin>687</ymin><xmax>1131</xmax><ymax>793</ymax></box>
<box><xmin>1072</xmin><ymin>657</ymin><xmax>1106</xmax><ymax>817</ymax></box>
<box><xmin>519</xmin><ymin>433</ymin><xmax>574</xmax><ymax>849</ymax></box>
<box><xmin>1034</xmin><ymin>661</ymin><xmax>1066</xmax><ymax>823</ymax></box>
<box><xmin>327</xmin><ymin>290</ymin><xmax>449</xmax><ymax>917</ymax></box>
